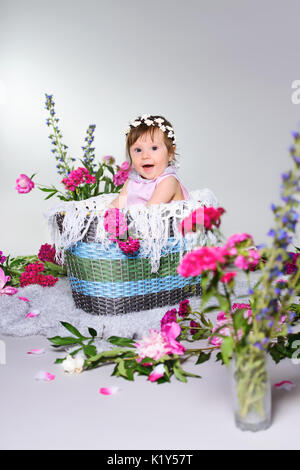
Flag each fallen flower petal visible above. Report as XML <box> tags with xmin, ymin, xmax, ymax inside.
<box><xmin>34</xmin><ymin>371</ymin><xmax>55</xmax><ymax>382</ymax></box>
<box><xmin>27</xmin><ymin>348</ymin><xmax>45</xmax><ymax>355</ymax></box>
<box><xmin>18</xmin><ymin>296</ymin><xmax>30</xmax><ymax>302</ymax></box>
<box><xmin>99</xmin><ymin>386</ymin><xmax>119</xmax><ymax>395</ymax></box>
<box><xmin>26</xmin><ymin>310</ymin><xmax>40</xmax><ymax>318</ymax></box>
<box><xmin>274</xmin><ymin>380</ymin><xmax>296</xmax><ymax>390</ymax></box>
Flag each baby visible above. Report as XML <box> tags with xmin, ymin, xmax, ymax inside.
<box><xmin>108</xmin><ymin>114</ymin><xmax>189</xmax><ymax>209</ymax></box>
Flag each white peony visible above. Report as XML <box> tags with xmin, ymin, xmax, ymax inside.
<box><xmin>62</xmin><ymin>354</ymin><xmax>85</xmax><ymax>374</ymax></box>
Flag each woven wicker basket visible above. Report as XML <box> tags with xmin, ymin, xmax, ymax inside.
<box><xmin>56</xmin><ymin>213</ymin><xmax>201</xmax><ymax>315</ymax></box>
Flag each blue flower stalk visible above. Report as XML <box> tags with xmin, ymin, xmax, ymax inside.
<box><xmin>45</xmin><ymin>94</ymin><xmax>75</xmax><ymax>177</ymax></box>
<box><xmin>250</xmin><ymin>131</ymin><xmax>300</xmax><ymax>348</ymax></box>
<box><xmin>80</xmin><ymin>124</ymin><xmax>97</xmax><ymax>174</ymax></box>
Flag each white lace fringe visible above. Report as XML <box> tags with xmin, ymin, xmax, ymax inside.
<box><xmin>45</xmin><ymin>188</ymin><xmax>219</xmax><ymax>273</ymax></box>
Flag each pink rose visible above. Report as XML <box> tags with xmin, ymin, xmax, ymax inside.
<box><xmin>15</xmin><ymin>174</ymin><xmax>35</xmax><ymax>194</ymax></box>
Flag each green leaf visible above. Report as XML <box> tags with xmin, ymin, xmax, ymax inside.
<box><xmin>39</xmin><ymin>187</ymin><xmax>56</xmax><ymax>192</ymax></box>
<box><xmin>84</xmin><ymin>345</ymin><xmax>97</xmax><ymax>358</ymax></box>
<box><xmin>44</xmin><ymin>192</ymin><xmax>57</xmax><ymax>200</ymax></box>
<box><xmin>54</xmin><ymin>358</ymin><xmax>65</xmax><ymax>364</ymax></box>
<box><xmin>220</xmin><ymin>336</ymin><xmax>234</xmax><ymax>365</ymax></box>
<box><xmin>86</xmin><ymin>347</ymin><xmax>133</xmax><ymax>363</ymax></box>
<box><xmin>215</xmin><ymin>293</ymin><xmax>230</xmax><ymax>312</ymax></box>
<box><xmin>173</xmin><ymin>360</ymin><xmax>187</xmax><ymax>383</ymax></box>
<box><xmin>107</xmin><ymin>336</ymin><xmax>135</xmax><ymax>347</ymax></box>
<box><xmin>48</xmin><ymin>336</ymin><xmax>81</xmax><ymax>346</ymax></box>
<box><xmin>196</xmin><ymin>351</ymin><xmax>211</xmax><ymax>364</ymax></box>
<box><xmin>60</xmin><ymin>321</ymin><xmax>88</xmax><ymax>339</ymax></box>
<box><xmin>215</xmin><ymin>352</ymin><xmax>226</xmax><ymax>364</ymax></box>
<box><xmin>88</xmin><ymin>327</ymin><xmax>98</xmax><ymax>337</ymax></box>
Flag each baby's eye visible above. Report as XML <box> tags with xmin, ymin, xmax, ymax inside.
<box><xmin>152</xmin><ymin>146</ymin><xmax>158</xmax><ymax>150</ymax></box>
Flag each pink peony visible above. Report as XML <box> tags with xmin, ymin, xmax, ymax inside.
<box><xmin>134</xmin><ymin>321</ymin><xmax>185</xmax><ymax>361</ymax></box>
<box><xmin>0</xmin><ymin>267</ymin><xmax>18</xmax><ymax>295</ymax></box>
<box><xmin>15</xmin><ymin>174</ymin><xmax>35</xmax><ymax>194</ymax></box>
<box><xmin>161</xmin><ymin>321</ymin><xmax>186</xmax><ymax>356</ymax></box>
<box><xmin>134</xmin><ymin>329</ymin><xmax>170</xmax><ymax>361</ymax></box>
<box><xmin>113</xmin><ymin>170</ymin><xmax>129</xmax><ymax>186</ymax></box>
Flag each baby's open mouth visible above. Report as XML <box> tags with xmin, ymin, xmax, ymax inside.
<box><xmin>142</xmin><ymin>164</ymin><xmax>154</xmax><ymax>168</ymax></box>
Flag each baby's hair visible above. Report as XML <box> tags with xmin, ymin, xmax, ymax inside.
<box><xmin>125</xmin><ymin>115</ymin><xmax>179</xmax><ymax>167</ymax></box>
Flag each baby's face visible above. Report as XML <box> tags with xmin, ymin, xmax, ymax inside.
<box><xmin>129</xmin><ymin>128</ymin><xmax>174</xmax><ymax>180</ymax></box>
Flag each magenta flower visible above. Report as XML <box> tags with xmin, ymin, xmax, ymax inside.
<box><xmin>61</xmin><ymin>167</ymin><xmax>95</xmax><ymax>191</ymax></box>
<box><xmin>15</xmin><ymin>174</ymin><xmax>35</xmax><ymax>194</ymax></box>
<box><xmin>234</xmin><ymin>255</ymin><xmax>250</xmax><ymax>270</ymax></box>
<box><xmin>190</xmin><ymin>320</ymin><xmax>200</xmax><ymax>335</ymax></box>
<box><xmin>177</xmin><ymin>246</ymin><xmax>230</xmax><ymax>277</ymax></box>
<box><xmin>234</xmin><ymin>249</ymin><xmax>260</xmax><ymax>271</ymax></box>
<box><xmin>116</xmin><ymin>236</ymin><xmax>140</xmax><ymax>255</ymax></box>
<box><xmin>113</xmin><ymin>170</ymin><xmax>129</xmax><ymax>186</ymax></box>
<box><xmin>178</xmin><ymin>299</ymin><xmax>191</xmax><ymax>318</ymax></box>
<box><xmin>161</xmin><ymin>308</ymin><xmax>177</xmax><ymax>327</ymax></box>
<box><xmin>220</xmin><ymin>271</ymin><xmax>237</xmax><ymax>283</ymax></box>
<box><xmin>120</xmin><ymin>161</ymin><xmax>131</xmax><ymax>171</ymax></box>
<box><xmin>103</xmin><ymin>208</ymin><xmax>128</xmax><ymax>239</ymax></box>
<box><xmin>38</xmin><ymin>243</ymin><xmax>56</xmax><ymax>263</ymax></box>
<box><xmin>225</xmin><ymin>233</ymin><xmax>253</xmax><ymax>249</ymax></box>
<box><xmin>0</xmin><ymin>251</ymin><xmax>6</xmax><ymax>264</ymax></box>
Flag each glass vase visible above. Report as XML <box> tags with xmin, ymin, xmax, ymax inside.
<box><xmin>230</xmin><ymin>347</ymin><xmax>271</xmax><ymax>432</ymax></box>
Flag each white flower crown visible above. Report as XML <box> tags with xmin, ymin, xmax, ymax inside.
<box><xmin>125</xmin><ymin>114</ymin><xmax>177</xmax><ymax>145</ymax></box>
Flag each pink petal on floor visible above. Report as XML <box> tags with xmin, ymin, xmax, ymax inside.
<box><xmin>25</xmin><ymin>310</ymin><xmax>40</xmax><ymax>318</ymax></box>
<box><xmin>99</xmin><ymin>386</ymin><xmax>119</xmax><ymax>395</ymax></box>
<box><xmin>274</xmin><ymin>380</ymin><xmax>296</xmax><ymax>391</ymax></box>
<box><xmin>34</xmin><ymin>371</ymin><xmax>55</xmax><ymax>382</ymax></box>
<box><xmin>18</xmin><ymin>296</ymin><xmax>30</xmax><ymax>302</ymax></box>
<box><xmin>27</xmin><ymin>348</ymin><xmax>45</xmax><ymax>355</ymax></box>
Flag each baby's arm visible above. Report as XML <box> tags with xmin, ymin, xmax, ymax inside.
<box><xmin>108</xmin><ymin>179</ymin><xmax>129</xmax><ymax>209</ymax></box>
<box><xmin>146</xmin><ymin>176</ymin><xmax>177</xmax><ymax>207</ymax></box>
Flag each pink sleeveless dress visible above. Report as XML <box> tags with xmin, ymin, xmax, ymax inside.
<box><xmin>126</xmin><ymin>165</ymin><xmax>189</xmax><ymax>207</ymax></box>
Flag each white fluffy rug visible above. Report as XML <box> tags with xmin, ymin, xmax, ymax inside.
<box><xmin>0</xmin><ymin>272</ymin><xmax>261</xmax><ymax>340</ymax></box>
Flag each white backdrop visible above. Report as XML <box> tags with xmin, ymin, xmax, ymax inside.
<box><xmin>1</xmin><ymin>0</ymin><xmax>300</xmax><ymax>257</ymax></box>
